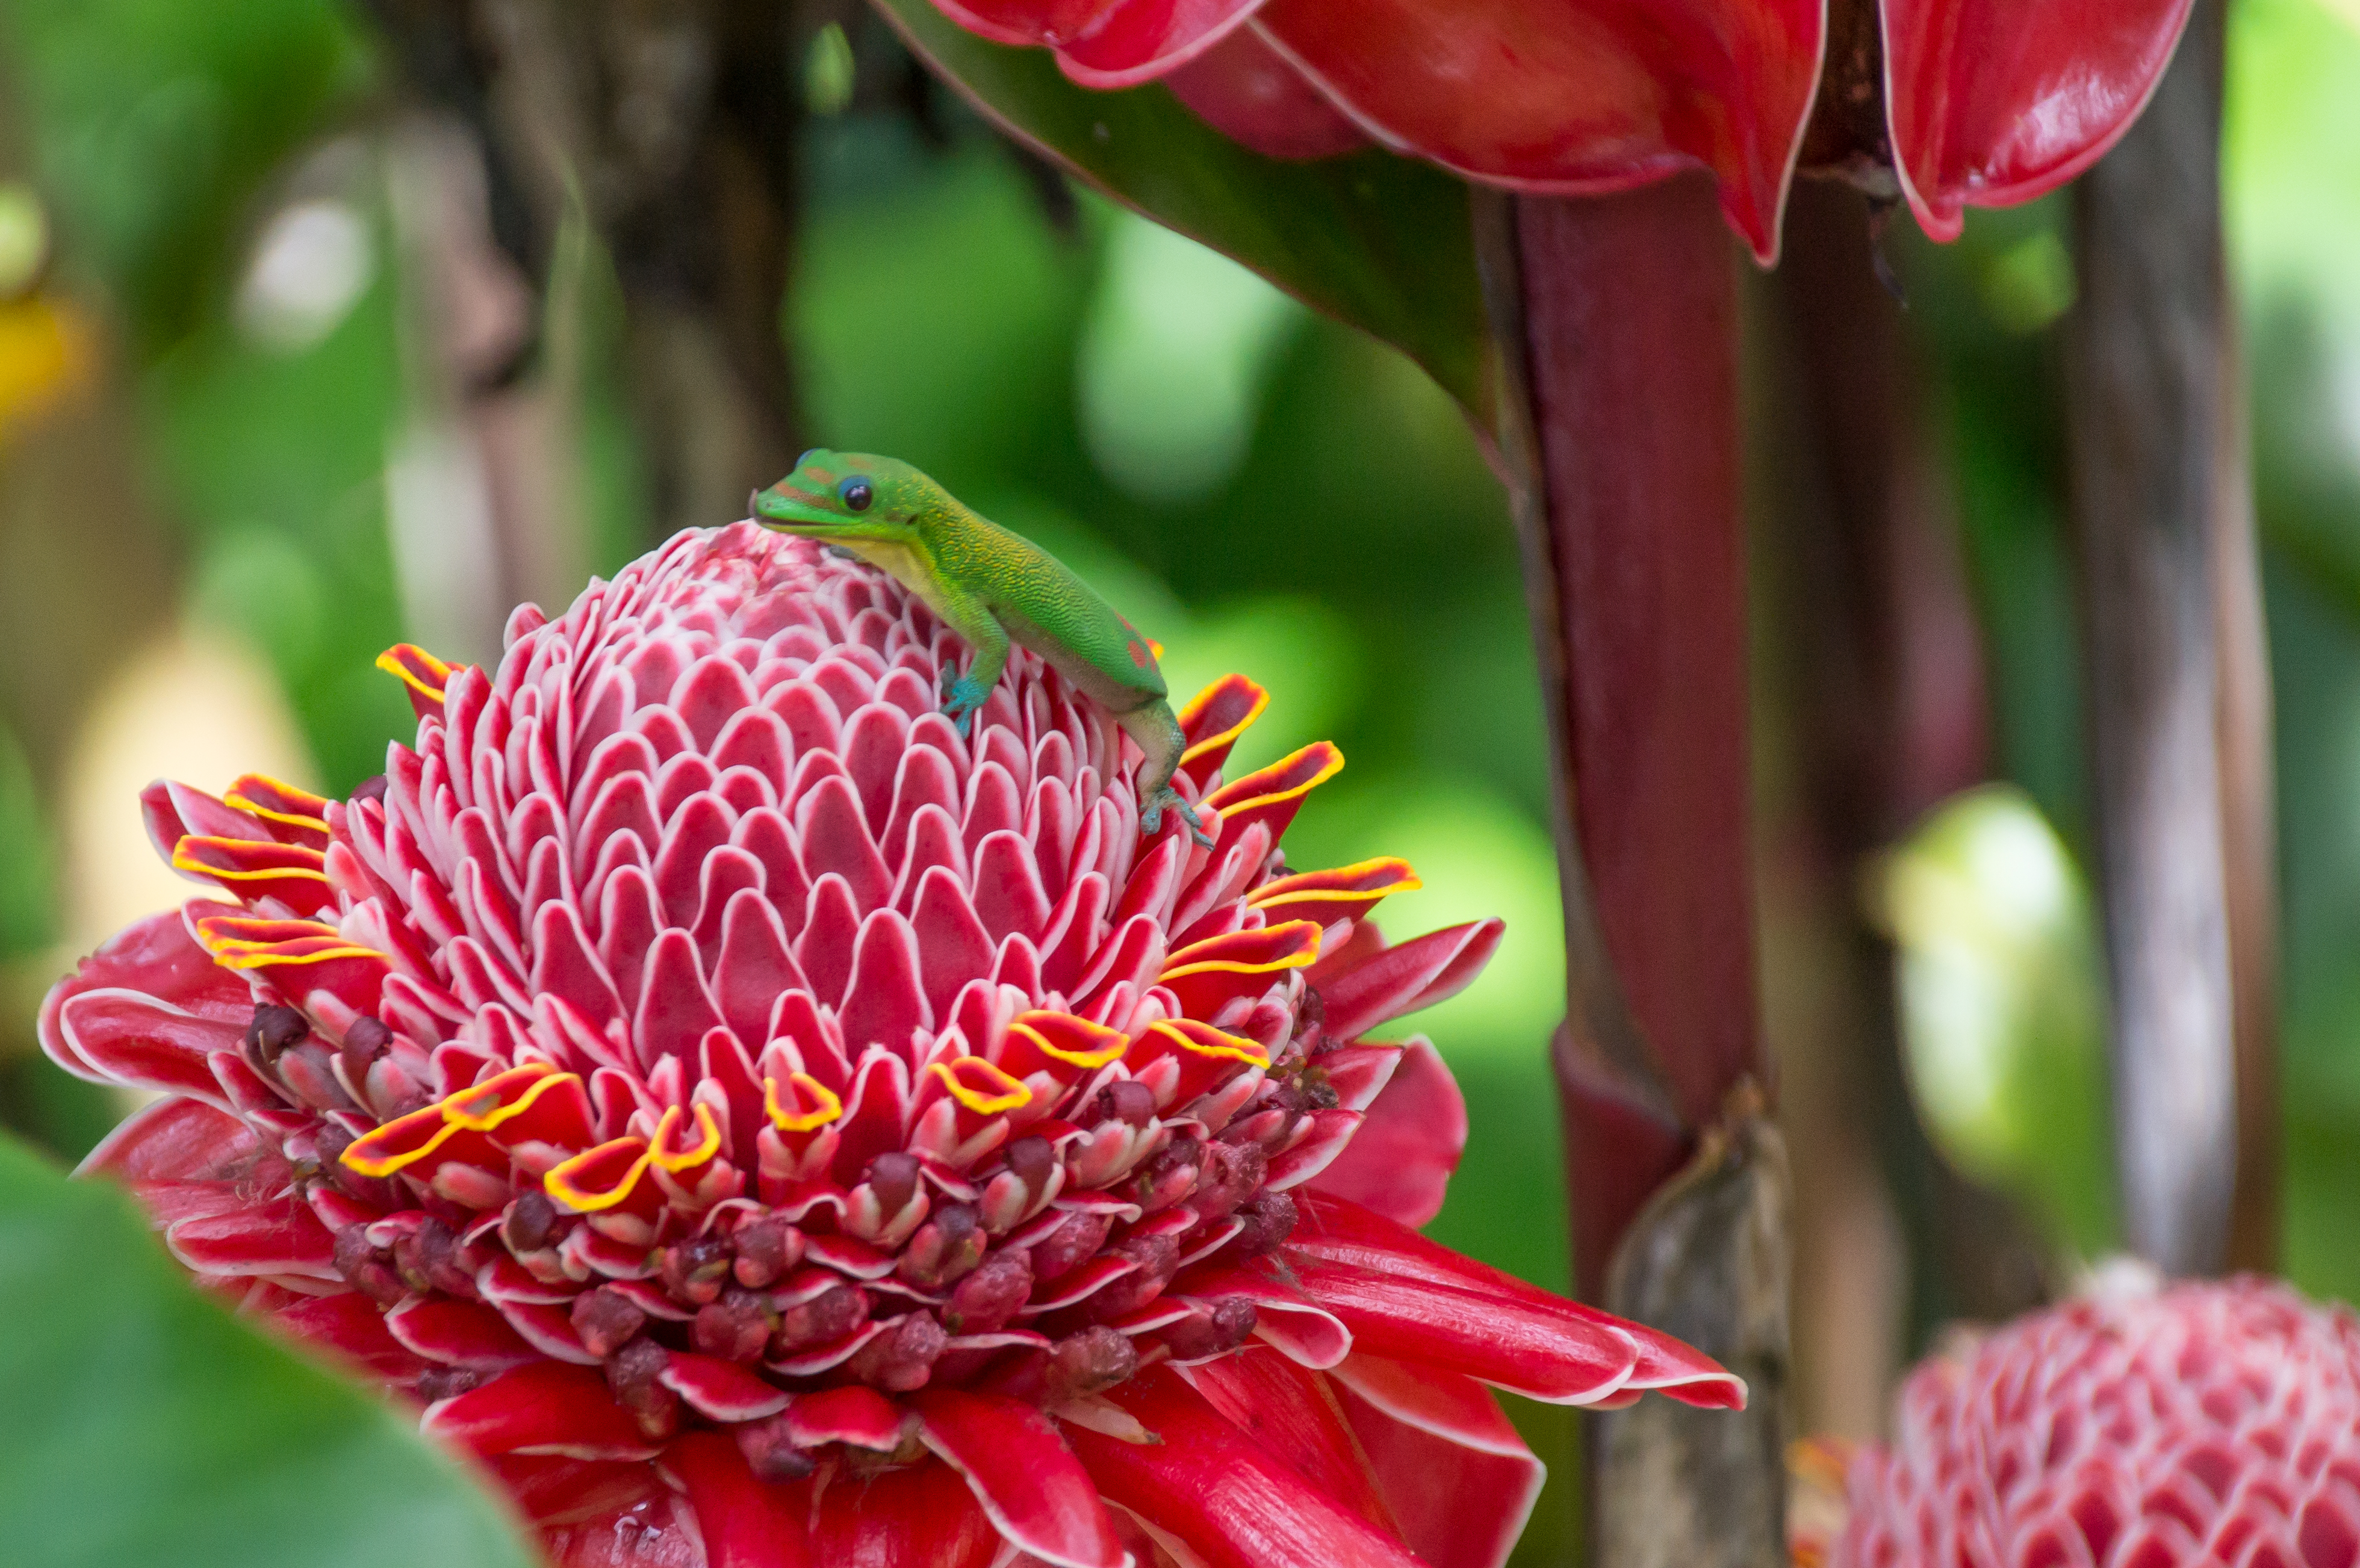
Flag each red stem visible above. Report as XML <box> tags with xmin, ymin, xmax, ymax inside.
<box><xmin>1523</xmin><ymin>181</ymin><xmax>1757</xmax><ymax>1130</ymax></box>
<box><xmin>1482</xmin><ymin>175</ymin><xmax>1760</xmax><ymax>1294</ymax></box>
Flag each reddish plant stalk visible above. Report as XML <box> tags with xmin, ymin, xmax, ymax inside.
<box><xmin>2067</xmin><ymin>0</ymin><xmax>2255</xmax><ymax>1277</ymax></box>
<box><xmin>1479</xmin><ymin>174</ymin><xmax>1787</xmax><ymax>1567</ymax></box>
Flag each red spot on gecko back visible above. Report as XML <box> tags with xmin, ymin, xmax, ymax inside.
<box><xmin>1128</xmin><ymin>637</ymin><xmax>1152</xmax><ymax>670</ymax></box>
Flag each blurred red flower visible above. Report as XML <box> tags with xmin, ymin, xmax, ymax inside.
<box><xmin>926</xmin><ymin>0</ymin><xmax>2194</xmax><ymax>258</ymax></box>
<box><xmin>1837</xmin><ymin>1272</ymin><xmax>2360</xmax><ymax>1568</ymax></box>
<box><xmin>48</xmin><ymin>523</ymin><xmax>1740</xmax><ymax>1567</ymax></box>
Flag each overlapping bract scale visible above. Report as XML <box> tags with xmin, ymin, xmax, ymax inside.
<box><xmin>1837</xmin><ymin>1275</ymin><xmax>2360</xmax><ymax>1568</ymax></box>
<box><xmin>45</xmin><ymin>524</ymin><xmax>1739</xmax><ymax>1568</ymax></box>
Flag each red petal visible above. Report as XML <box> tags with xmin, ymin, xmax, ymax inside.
<box><xmin>423</xmin><ymin>1362</ymin><xmax>663</xmax><ymax>1460</ymax></box>
<box><xmin>1158</xmin><ymin>921</ymin><xmax>1323</xmax><ymax>1018</ymax></box>
<box><xmin>40</xmin><ymin>910</ymin><xmax>250</xmax><ymax>1079</ymax></box>
<box><xmin>1303</xmin><ymin>1040</ymin><xmax>1464</xmax><ymax>1227</ymax></box>
<box><xmin>1315</xmin><ymin>919</ymin><xmax>1502</xmax><ymax>1041</ymax></box>
<box><xmin>1175</xmin><ymin>674</ymin><xmax>1270</xmax><ymax>786</ymax></box>
<box><xmin>78</xmin><ymin>1096</ymin><xmax>256</xmax><ymax>1181</ymax></box>
<box><xmin>170</xmin><ymin>834</ymin><xmax>335</xmax><ymax>915</ymax></box>
<box><xmin>910</xmin><ymin>0</ymin><xmax>1312</xmax><ymax>113</ymax></box>
<box><xmin>269</xmin><ymin>1292</ymin><xmax>433</xmax><ymax>1383</ymax></box>
<box><xmin>784</xmin><ymin>1384</ymin><xmax>905</xmax><ymax>1450</ymax></box>
<box><xmin>1163</xmin><ymin>23</ymin><xmax>1369</xmax><ymax>161</ymax></box>
<box><xmin>1181</xmin><ymin>1346</ymin><xmax>1393</xmax><ymax>1531</ymax></box>
<box><xmin>1251</xmin><ymin>0</ymin><xmax>1821</xmax><ymax>261</ymax></box>
<box><xmin>488</xmin><ymin>1454</ymin><xmax>662</xmax><ymax>1530</ymax></box>
<box><xmin>661</xmin><ymin>1354</ymin><xmax>791</xmax><ymax>1421</ymax></box>
<box><xmin>1285</xmin><ymin>1253</ymin><xmax>1645</xmax><ymax>1403</ymax></box>
<box><xmin>1200</xmin><ymin>742</ymin><xmax>1343</xmax><ymax>847</ymax></box>
<box><xmin>660</xmin><ymin>1431</ymin><xmax>812</xmax><ymax>1568</ymax></box>
<box><xmin>808</xmin><ymin>1457</ymin><xmax>1003</xmax><ymax>1568</ymax></box>
<box><xmin>1330</xmin><ymin>1358</ymin><xmax>1545</xmax><ymax>1568</ymax></box>
<box><xmin>377</xmin><ymin>642</ymin><xmax>457</xmax><ymax>714</ymax></box>
<box><xmin>387</xmin><ymin>1295</ymin><xmax>541</xmax><ymax>1371</ymax></box>
<box><xmin>1288</xmin><ymin>1194</ymin><xmax>1745</xmax><ymax>1408</ymax></box>
<box><xmin>50</xmin><ymin>990</ymin><xmax>243</xmax><ymax>1110</ymax></box>
<box><xmin>1246</xmin><ymin>857</ymin><xmax>1421</xmax><ymax>934</ymax></box>
<box><xmin>167</xmin><ymin>1194</ymin><xmax>338</xmax><ymax>1280</ymax></box>
<box><xmin>916</xmin><ymin>1388</ymin><xmax>1129</xmax><ymax>1568</ymax></box>
<box><xmin>1884</xmin><ymin>0</ymin><xmax>2194</xmax><ymax>241</ymax></box>
<box><xmin>1177</xmin><ymin>1265</ymin><xmax>1353</xmax><ymax>1368</ymax></box>
<box><xmin>1069</xmin><ymin>1366</ymin><xmax>1424</xmax><ymax>1568</ymax></box>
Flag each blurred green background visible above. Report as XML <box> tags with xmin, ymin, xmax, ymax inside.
<box><xmin>0</xmin><ymin>0</ymin><xmax>2357</xmax><ymax>1560</ymax></box>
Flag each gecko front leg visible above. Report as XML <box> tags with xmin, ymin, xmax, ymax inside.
<box><xmin>927</xmin><ymin>585</ymin><xmax>1011</xmax><ymax>740</ymax></box>
<box><xmin>1118</xmin><ymin>700</ymin><xmax>1213</xmax><ymax>849</ymax></box>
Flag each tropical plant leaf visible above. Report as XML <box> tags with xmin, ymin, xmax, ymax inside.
<box><xmin>0</xmin><ymin>1132</ymin><xmax>541</xmax><ymax>1568</ymax></box>
<box><xmin>870</xmin><ymin>0</ymin><xmax>1494</xmax><ymax>428</ymax></box>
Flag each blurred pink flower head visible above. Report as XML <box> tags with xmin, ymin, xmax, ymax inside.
<box><xmin>1837</xmin><ymin>1272</ymin><xmax>2360</xmax><ymax>1568</ymax></box>
<box><xmin>48</xmin><ymin>522</ymin><xmax>1741</xmax><ymax>1567</ymax></box>
<box><xmin>927</xmin><ymin>0</ymin><xmax>2196</xmax><ymax>260</ymax></box>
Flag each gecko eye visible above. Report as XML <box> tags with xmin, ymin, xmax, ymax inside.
<box><xmin>839</xmin><ymin>476</ymin><xmax>875</xmax><ymax>512</ymax></box>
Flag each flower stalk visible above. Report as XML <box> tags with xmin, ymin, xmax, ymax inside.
<box><xmin>1477</xmin><ymin>175</ymin><xmax>1790</xmax><ymax>1567</ymax></box>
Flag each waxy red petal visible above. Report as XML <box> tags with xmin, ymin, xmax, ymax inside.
<box><xmin>1176</xmin><ymin>674</ymin><xmax>1271</xmax><ymax>785</ymax></box>
<box><xmin>49</xmin><ymin>990</ymin><xmax>243</xmax><ymax>1110</ymax></box>
<box><xmin>1163</xmin><ymin>23</ymin><xmax>1370</xmax><ymax>161</ymax></box>
<box><xmin>1291</xmin><ymin>1192</ymin><xmax>1746</xmax><ymax>1407</ymax></box>
<box><xmin>917</xmin><ymin>1388</ymin><xmax>1131</xmax><ymax>1568</ymax></box>
<box><xmin>1331</xmin><ymin>1363</ymin><xmax>1545</xmax><ymax>1568</ymax></box>
<box><xmin>1181</xmin><ymin>1346</ymin><xmax>1394</xmax><ymax>1532</ymax></box>
<box><xmin>660</xmin><ymin>1353</ymin><xmax>791</xmax><ymax>1421</ymax></box>
<box><xmin>660</xmin><ymin>1432</ymin><xmax>812</xmax><ymax>1568</ymax></box>
<box><xmin>489</xmin><ymin>1455</ymin><xmax>662</xmax><ymax>1530</ymax></box>
<box><xmin>1069</xmin><ymin>1366</ymin><xmax>1425</xmax><ymax>1568</ymax></box>
<box><xmin>271</xmin><ymin>1292</ymin><xmax>436</xmax><ymax>1383</ymax></box>
<box><xmin>76</xmin><ymin>1095</ymin><xmax>255</xmax><ymax>1181</ymax></box>
<box><xmin>1303</xmin><ymin>1040</ymin><xmax>1464</xmax><ymax>1227</ymax></box>
<box><xmin>1315</xmin><ymin>919</ymin><xmax>1503</xmax><ymax>1041</ymax></box>
<box><xmin>783</xmin><ymin>1384</ymin><xmax>904</xmax><ymax>1450</ymax></box>
<box><xmin>41</xmin><ymin>911</ymin><xmax>250</xmax><ymax>1079</ymax></box>
<box><xmin>808</xmin><ymin>1457</ymin><xmax>1003</xmax><ymax>1568</ymax></box>
<box><xmin>928</xmin><ymin>0</ymin><xmax>1264</xmax><ymax>87</ymax></box>
<box><xmin>424</xmin><ymin>1362</ymin><xmax>664</xmax><ymax>1460</ymax></box>
<box><xmin>1250</xmin><ymin>0</ymin><xmax>1821</xmax><ymax>261</ymax></box>
<box><xmin>1884</xmin><ymin>0</ymin><xmax>2195</xmax><ymax>241</ymax></box>
<box><xmin>166</xmin><ymin>1194</ymin><xmax>338</xmax><ymax>1280</ymax></box>
<box><xmin>1176</xmin><ymin>1265</ymin><xmax>1353</xmax><ymax>1368</ymax></box>
<box><xmin>1284</xmin><ymin>1252</ymin><xmax>1648</xmax><ymax>1404</ymax></box>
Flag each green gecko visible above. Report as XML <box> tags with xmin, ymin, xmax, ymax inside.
<box><xmin>753</xmin><ymin>450</ymin><xmax>1212</xmax><ymax>848</ymax></box>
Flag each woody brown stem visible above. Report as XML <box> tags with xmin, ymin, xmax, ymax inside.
<box><xmin>2067</xmin><ymin>0</ymin><xmax>2256</xmax><ymax>1277</ymax></box>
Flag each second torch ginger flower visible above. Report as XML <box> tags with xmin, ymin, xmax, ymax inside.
<box><xmin>45</xmin><ymin>522</ymin><xmax>1742</xmax><ymax>1567</ymax></box>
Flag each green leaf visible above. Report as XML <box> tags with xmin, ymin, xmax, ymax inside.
<box><xmin>0</xmin><ymin>1132</ymin><xmax>541</xmax><ymax>1568</ymax></box>
<box><xmin>870</xmin><ymin>0</ymin><xmax>1494</xmax><ymax>429</ymax></box>
<box><xmin>0</xmin><ymin>0</ymin><xmax>370</xmax><ymax>347</ymax></box>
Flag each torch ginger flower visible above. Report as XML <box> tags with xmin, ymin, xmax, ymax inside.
<box><xmin>1836</xmin><ymin>1272</ymin><xmax>2360</xmax><ymax>1568</ymax></box>
<box><xmin>45</xmin><ymin>523</ymin><xmax>1742</xmax><ymax>1567</ymax></box>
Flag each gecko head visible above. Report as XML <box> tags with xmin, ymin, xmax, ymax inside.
<box><xmin>753</xmin><ymin>450</ymin><xmax>933</xmax><ymax>542</ymax></box>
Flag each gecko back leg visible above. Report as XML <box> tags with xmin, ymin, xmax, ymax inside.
<box><xmin>1117</xmin><ymin>701</ymin><xmax>1213</xmax><ymax>849</ymax></box>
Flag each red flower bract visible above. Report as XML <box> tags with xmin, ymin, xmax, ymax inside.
<box><xmin>1836</xmin><ymin>1274</ymin><xmax>2360</xmax><ymax>1568</ymax></box>
<box><xmin>916</xmin><ymin>0</ymin><xmax>2195</xmax><ymax>260</ymax></box>
<box><xmin>46</xmin><ymin>524</ymin><xmax>1742</xmax><ymax>1568</ymax></box>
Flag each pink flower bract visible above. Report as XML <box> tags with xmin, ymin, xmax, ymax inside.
<box><xmin>1837</xmin><ymin>1274</ymin><xmax>2360</xmax><ymax>1568</ymax></box>
<box><xmin>46</xmin><ymin>523</ymin><xmax>1741</xmax><ymax>1568</ymax></box>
